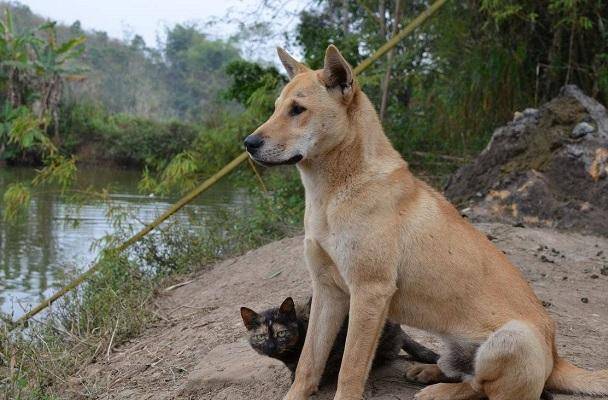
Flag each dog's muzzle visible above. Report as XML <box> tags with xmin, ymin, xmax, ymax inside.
<box><xmin>244</xmin><ymin>133</ymin><xmax>303</xmax><ymax>167</ymax></box>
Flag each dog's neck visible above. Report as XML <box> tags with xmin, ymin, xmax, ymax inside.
<box><xmin>297</xmin><ymin>90</ymin><xmax>403</xmax><ymax>195</ymax></box>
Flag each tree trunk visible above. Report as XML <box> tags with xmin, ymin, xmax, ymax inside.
<box><xmin>379</xmin><ymin>0</ymin><xmax>402</xmax><ymax>122</ymax></box>
<box><xmin>378</xmin><ymin>0</ymin><xmax>386</xmax><ymax>38</ymax></box>
<box><xmin>0</xmin><ymin>143</ymin><xmax>6</xmax><ymax>166</ymax></box>
<box><xmin>342</xmin><ymin>0</ymin><xmax>349</xmax><ymax>33</ymax></box>
<box><xmin>50</xmin><ymin>76</ymin><xmax>62</xmax><ymax>145</ymax></box>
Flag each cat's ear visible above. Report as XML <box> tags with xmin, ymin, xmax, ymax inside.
<box><xmin>240</xmin><ymin>307</ymin><xmax>261</xmax><ymax>330</ymax></box>
<box><xmin>279</xmin><ymin>297</ymin><xmax>297</xmax><ymax>320</ymax></box>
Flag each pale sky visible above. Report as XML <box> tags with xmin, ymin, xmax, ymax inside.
<box><xmin>17</xmin><ymin>0</ymin><xmax>309</xmax><ymax>60</ymax></box>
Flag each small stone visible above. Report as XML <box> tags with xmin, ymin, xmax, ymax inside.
<box><xmin>581</xmin><ymin>297</ymin><xmax>589</xmax><ymax>304</ymax></box>
<box><xmin>513</xmin><ymin>222</ymin><xmax>525</xmax><ymax>228</ymax></box>
<box><xmin>562</xmin><ymin>276</ymin><xmax>568</xmax><ymax>280</ymax></box>
<box><xmin>567</xmin><ymin>145</ymin><xmax>584</xmax><ymax>158</ymax></box>
<box><xmin>571</xmin><ymin>122</ymin><xmax>594</xmax><ymax>138</ymax></box>
<box><xmin>542</xmin><ymin>300</ymin><xmax>552</xmax><ymax>308</ymax></box>
<box><xmin>523</xmin><ymin>108</ymin><xmax>539</xmax><ymax>117</ymax></box>
<box><xmin>540</xmin><ymin>255</ymin><xmax>554</xmax><ymax>264</ymax></box>
<box><xmin>590</xmin><ymin>274</ymin><xmax>599</xmax><ymax>279</ymax></box>
<box><xmin>597</xmin><ymin>251</ymin><xmax>604</xmax><ymax>257</ymax></box>
<box><xmin>600</xmin><ymin>266</ymin><xmax>608</xmax><ymax>276</ymax></box>
<box><xmin>486</xmin><ymin>234</ymin><xmax>497</xmax><ymax>241</ymax></box>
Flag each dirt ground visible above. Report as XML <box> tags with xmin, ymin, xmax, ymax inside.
<box><xmin>66</xmin><ymin>223</ymin><xmax>608</xmax><ymax>400</ymax></box>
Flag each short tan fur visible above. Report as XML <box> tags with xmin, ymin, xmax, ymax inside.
<box><xmin>243</xmin><ymin>45</ymin><xmax>608</xmax><ymax>400</ymax></box>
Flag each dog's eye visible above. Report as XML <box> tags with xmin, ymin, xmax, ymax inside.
<box><xmin>289</xmin><ymin>104</ymin><xmax>306</xmax><ymax>117</ymax></box>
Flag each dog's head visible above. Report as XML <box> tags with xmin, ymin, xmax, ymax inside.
<box><xmin>244</xmin><ymin>45</ymin><xmax>358</xmax><ymax>166</ymax></box>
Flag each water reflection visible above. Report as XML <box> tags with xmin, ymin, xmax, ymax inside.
<box><xmin>0</xmin><ymin>166</ymin><xmax>248</xmax><ymax>317</ymax></box>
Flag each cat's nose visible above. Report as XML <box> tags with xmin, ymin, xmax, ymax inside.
<box><xmin>265</xmin><ymin>342</ymin><xmax>276</xmax><ymax>354</ymax></box>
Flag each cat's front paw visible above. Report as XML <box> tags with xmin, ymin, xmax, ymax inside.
<box><xmin>406</xmin><ymin>363</ymin><xmax>446</xmax><ymax>384</ymax></box>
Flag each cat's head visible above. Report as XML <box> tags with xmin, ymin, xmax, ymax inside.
<box><xmin>240</xmin><ymin>297</ymin><xmax>300</xmax><ymax>357</ymax></box>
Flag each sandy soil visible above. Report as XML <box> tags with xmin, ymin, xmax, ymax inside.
<box><xmin>66</xmin><ymin>223</ymin><xmax>608</xmax><ymax>400</ymax></box>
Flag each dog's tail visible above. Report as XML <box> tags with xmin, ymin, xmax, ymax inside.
<box><xmin>545</xmin><ymin>357</ymin><xmax>608</xmax><ymax>395</ymax></box>
<box><xmin>401</xmin><ymin>333</ymin><xmax>440</xmax><ymax>364</ymax></box>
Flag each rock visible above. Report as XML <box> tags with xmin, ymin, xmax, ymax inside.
<box><xmin>601</xmin><ymin>265</ymin><xmax>608</xmax><ymax>276</ymax></box>
<box><xmin>445</xmin><ymin>85</ymin><xmax>608</xmax><ymax>237</ymax></box>
<box><xmin>523</xmin><ymin>108</ymin><xmax>539</xmax><ymax>117</ymax></box>
<box><xmin>581</xmin><ymin>297</ymin><xmax>589</xmax><ymax>304</ymax></box>
<box><xmin>567</xmin><ymin>145</ymin><xmax>584</xmax><ymax>158</ymax></box>
<box><xmin>590</xmin><ymin>274</ymin><xmax>599</xmax><ymax>279</ymax></box>
<box><xmin>571</xmin><ymin>121</ymin><xmax>594</xmax><ymax>138</ymax></box>
<box><xmin>540</xmin><ymin>255</ymin><xmax>554</xmax><ymax>264</ymax></box>
<box><xmin>179</xmin><ymin>340</ymin><xmax>290</xmax><ymax>397</ymax></box>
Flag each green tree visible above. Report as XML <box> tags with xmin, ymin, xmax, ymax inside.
<box><xmin>33</xmin><ymin>21</ymin><xmax>86</xmax><ymax>144</ymax></box>
<box><xmin>164</xmin><ymin>24</ymin><xmax>241</xmax><ymax>119</ymax></box>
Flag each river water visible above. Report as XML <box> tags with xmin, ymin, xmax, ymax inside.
<box><xmin>0</xmin><ymin>166</ymin><xmax>249</xmax><ymax>318</ymax></box>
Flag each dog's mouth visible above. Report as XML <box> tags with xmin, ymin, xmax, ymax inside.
<box><xmin>250</xmin><ymin>154</ymin><xmax>303</xmax><ymax>167</ymax></box>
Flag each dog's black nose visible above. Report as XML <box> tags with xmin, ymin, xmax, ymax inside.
<box><xmin>244</xmin><ymin>134</ymin><xmax>264</xmax><ymax>152</ymax></box>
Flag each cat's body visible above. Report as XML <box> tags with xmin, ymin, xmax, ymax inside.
<box><xmin>241</xmin><ymin>297</ymin><xmax>438</xmax><ymax>384</ymax></box>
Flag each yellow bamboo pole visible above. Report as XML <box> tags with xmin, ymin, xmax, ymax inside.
<box><xmin>11</xmin><ymin>153</ymin><xmax>249</xmax><ymax>328</ymax></box>
<box><xmin>353</xmin><ymin>0</ymin><xmax>448</xmax><ymax>75</ymax></box>
<box><xmin>9</xmin><ymin>0</ymin><xmax>448</xmax><ymax>330</ymax></box>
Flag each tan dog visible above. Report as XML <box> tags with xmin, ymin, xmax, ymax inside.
<box><xmin>243</xmin><ymin>45</ymin><xmax>608</xmax><ymax>400</ymax></box>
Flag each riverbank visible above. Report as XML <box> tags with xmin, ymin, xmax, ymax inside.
<box><xmin>0</xmin><ymin>166</ymin><xmax>304</xmax><ymax>400</ymax></box>
<box><xmin>62</xmin><ymin>223</ymin><xmax>608</xmax><ymax>399</ymax></box>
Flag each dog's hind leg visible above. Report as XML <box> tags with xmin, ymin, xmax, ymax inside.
<box><xmin>415</xmin><ymin>321</ymin><xmax>551</xmax><ymax>400</ymax></box>
<box><xmin>472</xmin><ymin>320</ymin><xmax>551</xmax><ymax>400</ymax></box>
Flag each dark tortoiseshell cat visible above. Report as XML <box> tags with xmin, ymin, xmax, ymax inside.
<box><xmin>240</xmin><ymin>297</ymin><xmax>439</xmax><ymax>384</ymax></box>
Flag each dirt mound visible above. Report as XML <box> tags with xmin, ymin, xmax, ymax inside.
<box><xmin>65</xmin><ymin>223</ymin><xmax>608</xmax><ymax>400</ymax></box>
<box><xmin>445</xmin><ymin>85</ymin><xmax>608</xmax><ymax>236</ymax></box>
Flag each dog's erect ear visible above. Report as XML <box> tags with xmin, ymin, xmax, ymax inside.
<box><xmin>279</xmin><ymin>297</ymin><xmax>297</xmax><ymax>320</ymax></box>
<box><xmin>322</xmin><ymin>45</ymin><xmax>354</xmax><ymax>97</ymax></box>
<box><xmin>277</xmin><ymin>47</ymin><xmax>308</xmax><ymax>80</ymax></box>
<box><xmin>240</xmin><ymin>307</ymin><xmax>261</xmax><ymax>330</ymax></box>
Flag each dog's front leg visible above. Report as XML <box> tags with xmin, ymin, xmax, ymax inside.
<box><xmin>284</xmin><ymin>239</ymin><xmax>349</xmax><ymax>400</ymax></box>
<box><xmin>335</xmin><ymin>280</ymin><xmax>397</xmax><ymax>400</ymax></box>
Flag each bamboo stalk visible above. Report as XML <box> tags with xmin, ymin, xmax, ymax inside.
<box><xmin>9</xmin><ymin>0</ymin><xmax>448</xmax><ymax>329</ymax></box>
<box><xmin>11</xmin><ymin>152</ymin><xmax>249</xmax><ymax>328</ymax></box>
<box><xmin>353</xmin><ymin>0</ymin><xmax>448</xmax><ymax>75</ymax></box>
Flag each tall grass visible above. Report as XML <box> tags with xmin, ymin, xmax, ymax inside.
<box><xmin>0</xmin><ymin>165</ymin><xmax>304</xmax><ymax>399</ymax></box>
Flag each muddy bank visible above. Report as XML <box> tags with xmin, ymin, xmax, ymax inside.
<box><xmin>65</xmin><ymin>223</ymin><xmax>608</xmax><ymax>400</ymax></box>
<box><xmin>445</xmin><ymin>86</ymin><xmax>608</xmax><ymax>236</ymax></box>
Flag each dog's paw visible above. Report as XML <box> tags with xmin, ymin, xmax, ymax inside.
<box><xmin>414</xmin><ymin>383</ymin><xmax>482</xmax><ymax>400</ymax></box>
<box><xmin>406</xmin><ymin>363</ymin><xmax>445</xmax><ymax>384</ymax></box>
<box><xmin>415</xmin><ymin>384</ymin><xmax>451</xmax><ymax>400</ymax></box>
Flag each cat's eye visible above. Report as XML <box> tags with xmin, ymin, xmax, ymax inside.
<box><xmin>253</xmin><ymin>334</ymin><xmax>266</xmax><ymax>342</ymax></box>
<box><xmin>289</xmin><ymin>103</ymin><xmax>306</xmax><ymax>117</ymax></box>
<box><xmin>276</xmin><ymin>330</ymin><xmax>288</xmax><ymax>338</ymax></box>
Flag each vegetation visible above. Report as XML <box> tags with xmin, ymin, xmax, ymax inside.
<box><xmin>287</xmin><ymin>0</ymin><xmax>608</xmax><ymax>159</ymax></box>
